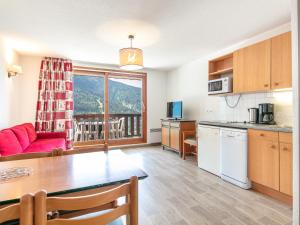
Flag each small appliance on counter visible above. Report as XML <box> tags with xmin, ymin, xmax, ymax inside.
<box><xmin>248</xmin><ymin>108</ymin><xmax>258</xmax><ymax>124</ymax></box>
<box><xmin>258</xmin><ymin>103</ymin><xmax>275</xmax><ymax>124</ymax></box>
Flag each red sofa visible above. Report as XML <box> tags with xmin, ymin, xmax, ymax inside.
<box><xmin>0</xmin><ymin>123</ymin><xmax>66</xmax><ymax>157</ymax></box>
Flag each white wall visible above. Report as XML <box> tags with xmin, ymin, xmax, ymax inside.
<box><xmin>14</xmin><ymin>55</ymin><xmax>41</xmax><ymax>124</ymax></box>
<box><xmin>0</xmin><ymin>37</ymin><xmax>19</xmax><ymax>129</ymax></box>
<box><xmin>167</xmin><ymin>23</ymin><xmax>293</xmax><ymax>126</ymax></box>
<box><xmin>146</xmin><ymin>69</ymin><xmax>167</xmax><ymax>142</ymax></box>
<box><xmin>13</xmin><ymin>57</ymin><xmax>167</xmax><ymax>143</ymax></box>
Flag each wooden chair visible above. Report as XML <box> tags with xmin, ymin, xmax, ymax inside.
<box><xmin>0</xmin><ymin>194</ymin><xmax>34</xmax><ymax>225</ymax></box>
<box><xmin>0</xmin><ymin>149</ymin><xmax>64</xmax><ymax>162</ymax></box>
<box><xmin>109</xmin><ymin>119</ymin><xmax>120</xmax><ymax>139</ymax></box>
<box><xmin>73</xmin><ymin>119</ymin><xmax>83</xmax><ymax>142</ymax></box>
<box><xmin>116</xmin><ymin>118</ymin><xmax>125</xmax><ymax>139</ymax></box>
<box><xmin>182</xmin><ymin>131</ymin><xmax>198</xmax><ymax>161</ymax></box>
<box><xmin>34</xmin><ymin>176</ymin><xmax>138</xmax><ymax>225</ymax></box>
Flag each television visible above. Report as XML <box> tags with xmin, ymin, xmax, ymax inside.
<box><xmin>167</xmin><ymin>101</ymin><xmax>183</xmax><ymax>119</ymax></box>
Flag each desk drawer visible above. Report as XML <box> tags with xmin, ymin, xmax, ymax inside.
<box><xmin>170</xmin><ymin>122</ymin><xmax>180</xmax><ymax>128</ymax></box>
<box><xmin>161</xmin><ymin>121</ymin><xmax>170</xmax><ymax>127</ymax></box>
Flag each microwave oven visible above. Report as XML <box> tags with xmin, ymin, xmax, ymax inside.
<box><xmin>208</xmin><ymin>77</ymin><xmax>233</xmax><ymax>94</ymax></box>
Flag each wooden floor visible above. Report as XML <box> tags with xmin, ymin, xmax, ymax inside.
<box><xmin>123</xmin><ymin>146</ymin><xmax>292</xmax><ymax>225</ymax></box>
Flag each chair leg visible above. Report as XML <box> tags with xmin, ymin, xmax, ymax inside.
<box><xmin>195</xmin><ymin>145</ymin><xmax>198</xmax><ymax>162</ymax></box>
<box><xmin>183</xmin><ymin>143</ymin><xmax>186</xmax><ymax>160</ymax></box>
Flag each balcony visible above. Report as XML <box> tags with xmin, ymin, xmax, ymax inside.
<box><xmin>73</xmin><ymin>113</ymin><xmax>142</xmax><ymax>143</ymax></box>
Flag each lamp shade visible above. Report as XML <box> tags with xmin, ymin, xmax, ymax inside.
<box><xmin>119</xmin><ymin>47</ymin><xmax>143</xmax><ymax>70</ymax></box>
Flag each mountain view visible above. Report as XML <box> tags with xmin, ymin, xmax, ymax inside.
<box><xmin>73</xmin><ymin>75</ymin><xmax>142</xmax><ymax>115</ymax></box>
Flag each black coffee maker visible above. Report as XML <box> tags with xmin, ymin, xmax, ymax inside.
<box><xmin>258</xmin><ymin>103</ymin><xmax>275</xmax><ymax>124</ymax></box>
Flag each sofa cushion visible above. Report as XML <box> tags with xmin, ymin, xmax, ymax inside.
<box><xmin>11</xmin><ymin>125</ymin><xmax>30</xmax><ymax>150</ymax></box>
<box><xmin>0</xmin><ymin>129</ymin><xmax>23</xmax><ymax>156</ymax></box>
<box><xmin>23</xmin><ymin>123</ymin><xmax>37</xmax><ymax>143</ymax></box>
<box><xmin>24</xmin><ymin>138</ymin><xmax>66</xmax><ymax>153</ymax></box>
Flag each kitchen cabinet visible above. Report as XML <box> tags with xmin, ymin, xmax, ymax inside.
<box><xmin>248</xmin><ymin>129</ymin><xmax>293</xmax><ymax>199</ymax></box>
<box><xmin>271</xmin><ymin>32</ymin><xmax>292</xmax><ymax>89</ymax></box>
<box><xmin>233</xmin><ymin>39</ymin><xmax>271</xmax><ymax>93</ymax></box>
<box><xmin>248</xmin><ymin>129</ymin><xmax>279</xmax><ymax>190</ymax></box>
<box><xmin>209</xmin><ymin>32</ymin><xmax>292</xmax><ymax>96</ymax></box>
<box><xmin>161</xmin><ymin>120</ymin><xmax>196</xmax><ymax>156</ymax></box>
<box><xmin>279</xmin><ymin>132</ymin><xmax>293</xmax><ymax>196</ymax></box>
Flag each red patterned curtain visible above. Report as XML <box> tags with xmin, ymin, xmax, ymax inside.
<box><xmin>35</xmin><ymin>57</ymin><xmax>73</xmax><ymax>149</ymax></box>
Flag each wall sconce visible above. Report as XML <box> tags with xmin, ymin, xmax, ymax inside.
<box><xmin>8</xmin><ymin>64</ymin><xmax>22</xmax><ymax>78</ymax></box>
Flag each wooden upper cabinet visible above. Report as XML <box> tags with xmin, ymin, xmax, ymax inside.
<box><xmin>271</xmin><ymin>32</ymin><xmax>292</xmax><ymax>89</ymax></box>
<box><xmin>233</xmin><ymin>40</ymin><xmax>271</xmax><ymax>93</ymax></box>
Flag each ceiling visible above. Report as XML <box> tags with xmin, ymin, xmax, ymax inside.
<box><xmin>0</xmin><ymin>0</ymin><xmax>291</xmax><ymax>71</ymax></box>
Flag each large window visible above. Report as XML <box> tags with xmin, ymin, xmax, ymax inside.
<box><xmin>73</xmin><ymin>67</ymin><xmax>147</xmax><ymax>147</ymax></box>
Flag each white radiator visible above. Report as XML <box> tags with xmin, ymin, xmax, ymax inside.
<box><xmin>149</xmin><ymin>128</ymin><xmax>161</xmax><ymax>143</ymax></box>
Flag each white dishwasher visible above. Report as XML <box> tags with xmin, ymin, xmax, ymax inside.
<box><xmin>198</xmin><ymin>125</ymin><xmax>221</xmax><ymax>176</ymax></box>
<box><xmin>220</xmin><ymin>128</ymin><xmax>251</xmax><ymax>189</ymax></box>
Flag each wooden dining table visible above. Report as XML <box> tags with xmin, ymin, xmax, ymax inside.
<box><xmin>0</xmin><ymin>150</ymin><xmax>148</xmax><ymax>206</ymax></box>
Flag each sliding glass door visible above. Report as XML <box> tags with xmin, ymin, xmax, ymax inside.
<box><xmin>73</xmin><ymin>74</ymin><xmax>105</xmax><ymax>146</ymax></box>
<box><xmin>108</xmin><ymin>75</ymin><xmax>144</xmax><ymax>144</ymax></box>
<box><xmin>73</xmin><ymin>68</ymin><xmax>147</xmax><ymax>148</ymax></box>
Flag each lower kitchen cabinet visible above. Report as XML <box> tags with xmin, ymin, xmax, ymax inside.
<box><xmin>279</xmin><ymin>132</ymin><xmax>293</xmax><ymax>196</ymax></box>
<box><xmin>248</xmin><ymin>129</ymin><xmax>279</xmax><ymax>190</ymax></box>
<box><xmin>248</xmin><ymin>129</ymin><xmax>293</xmax><ymax>198</ymax></box>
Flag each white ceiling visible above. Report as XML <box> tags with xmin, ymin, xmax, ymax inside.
<box><xmin>0</xmin><ymin>0</ymin><xmax>291</xmax><ymax>71</ymax></box>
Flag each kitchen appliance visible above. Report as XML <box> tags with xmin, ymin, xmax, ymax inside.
<box><xmin>258</xmin><ymin>103</ymin><xmax>275</xmax><ymax>124</ymax></box>
<box><xmin>208</xmin><ymin>77</ymin><xmax>233</xmax><ymax>95</ymax></box>
<box><xmin>248</xmin><ymin>108</ymin><xmax>259</xmax><ymax>124</ymax></box>
<box><xmin>197</xmin><ymin>125</ymin><xmax>221</xmax><ymax>176</ymax></box>
<box><xmin>167</xmin><ymin>101</ymin><xmax>183</xmax><ymax>119</ymax></box>
<box><xmin>220</xmin><ymin>128</ymin><xmax>251</xmax><ymax>189</ymax></box>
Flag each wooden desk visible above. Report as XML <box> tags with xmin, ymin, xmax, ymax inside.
<box><xmin>0</xmin><ymin>150</ymin><xmax>147</xmax><ymax>205</ymax></box>
<box><xmin>161</xmin><ymin>119</ymin><xmax>196</xmax><ymax>156</ymax></box>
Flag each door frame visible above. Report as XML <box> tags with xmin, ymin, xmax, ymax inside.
<box><xmin>292</xmin><ymin>0</ymin><xmax>300</xmax><ymax>223</ymax></box>
<box><xmin>73</xmin><ymin>66</ymin><xmax>147</xmax><ymax>148</ymax></box>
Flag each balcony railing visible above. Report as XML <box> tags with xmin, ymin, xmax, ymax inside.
<box><xmin>73</xmin><ymin>113</ymin><xmax>142</xmax><ymax>142</ymax></box>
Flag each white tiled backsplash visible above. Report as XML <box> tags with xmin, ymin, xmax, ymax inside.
<box><xmin>218</xmin><ymin>91</ymin><xmax>293</xmax><ymax>126</ymax></box>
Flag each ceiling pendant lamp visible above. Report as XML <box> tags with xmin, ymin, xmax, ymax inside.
<box><xmin>119</xmin><ymin>35</ymin><xmax>143</xmax><ymax>70</ymax></box>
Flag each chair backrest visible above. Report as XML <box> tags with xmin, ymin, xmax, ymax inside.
<box><xmin>0</xmin><ymin>149</ymin><xmax>63</xmax><ymax>162</ymax></box>
<box><xmin>34</xmin><ymin>176</ymin><xmax>138</xmax><ymax>225</ymax></box>
<box><xmin>118</xmin><ymin>118</ymin><xmax>125</xmax><ymax>131</ymax></box>
<box><xmin>0</xmin><ymin>194</ymin><xmax>34</xmax><ymax>225</ymax></box>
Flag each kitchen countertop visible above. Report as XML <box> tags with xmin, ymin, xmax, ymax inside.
<box><xmin>198</xmin><ymin>121</ymin><xmax>293</xmax><ymax>133</ymax></box>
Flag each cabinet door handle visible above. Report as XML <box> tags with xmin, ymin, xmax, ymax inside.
<box><xmin>274</xmin><ymin>82</ymin><xmax>279</xmax><ymax>86</ymax></box>
<box><xmin>271</xmin><ymin>145</ymin><xmax>276</xmax><ymax>149</ymax></box>
<box><xmin>283</xmin><ymin>147</ymin><xmax>289</xmax><ymax>151</ymax></box>
<box><xmin>260</xmin><ymin>133</ymin><xmax>264</xmax><ymax>137</ymax></box>
<box><xmin>264</xmin><ymin>84</ymin><xmax>269</xmax><ymax>87</ymax></box>
<box><xmin>226</xmin><ymin>135</ymin><xmax>235</xmax><ymax>138</ymax></box>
